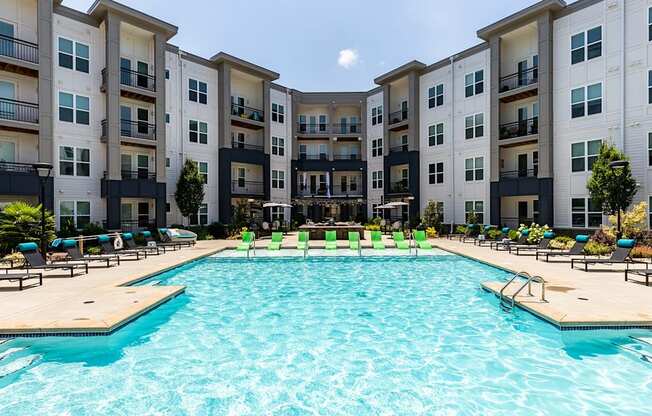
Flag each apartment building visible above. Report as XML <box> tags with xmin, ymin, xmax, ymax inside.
<box><xmin>1</xmin><ymin>0</ymin><xmax>651</xmax><ymax>232</ymax></box>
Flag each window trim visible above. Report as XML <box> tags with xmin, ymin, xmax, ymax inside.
<box><xmin>59</xmin><ymin>200</ymin><xmax>91</xmax><ymax>230</ymax></box>
<box><xmin>570</xmin><ymin>26</ymin><xmax>602</xmax><ymax>65</ymax></box>
<box><xmin>57</xmin><ymin>36</ymin><xmax>89</xmax><ymax>73</ymax></box>
<box><xmin>371</xmin><ymin>170</ymin><xmax>383</xmax><ymax>189</ymax></box>
<box><xmin>271</xmin><ymin>136</ymin><xmax>285</xmax><ymax>156</ymax></box>
<box><xmin>570</xmin><ymin>139</ymin><xmax>602</xmax><ymax>173</ymax></box>
<box><xmin>58</xmin><ymin>91</ymin><xmax>90</xmax><ymax>125</ymax></box>
<box><xmin>188</xmin><ymin>78</ymin><xmax>208</xmax><ymax>104</ymax></box>
<box><xmin>428</xmin><ymin>122</ymin><xmax>444</xmax><ymax>146</ymax></box>
<box><xmin>464</xmin><ymin>200</ymin><xmax>484</xmax><ymax>224</ymax></box>
<box><xmin>271</xmin><ymin>103</ymin><xmax>285</xmax><ymax>123</ymax></box>
<box><xmin>464</xmin><ymin>156</ymin><xmax>484</xmax><ymax>182</ymax></box>
<box><xmin>371</xmin><ymin>138</ymin><xmax>383</xmax><ymax>157</ymax></box>
<box><xmin>188</xmin><ymin>119</ymin><xmax>208</xmax><ymax>144</ymax></box>
<box><xmin>194</xmin><ymin>160</ymin><xmax>209</xmax><ymax>184</ymax></box>
<box><xmin>428</xmin><ymin>83</ymin><xmax>444</xmax><ymax>108</ymax></box>
<box><xmin>464</xmin><ymin>113</ymin><xmax>484</xmax><ymax>140</ymax></box>
<box><xmin>464</xmin><ymin>70</ymin><xmax>484</xmax><ymax>98</ymax></box>
<box><xmin>58</xmin><ymin>145</ymin><xmax>90</xmax><ymax>177</ymax></box>
<box><xmin>428</xmin><ymin>162</ymin><xmax>444</xmax><ymax>185</ymax></box>
<box><xmin>271</xmin><ymin>169</ymin><xmax>285</xmax><ymax>189</ymax></box>
<box><xmin>570</xmin><ymin>83</ymin><xmax>602</xmax><ymax>119</ymax></box>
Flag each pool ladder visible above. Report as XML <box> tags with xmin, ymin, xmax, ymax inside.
<box><xmin>498</xmin><ymin>271</ymin><xmax>546</xmax><ymax>312</ymax></box>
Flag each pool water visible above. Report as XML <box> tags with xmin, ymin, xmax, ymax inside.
<box><xmin>1</xmin><ymin>254</ymin><xmax>651</xmax><ymax>415</ymax></box>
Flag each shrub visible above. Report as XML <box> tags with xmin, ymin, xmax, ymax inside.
<box><xmin>422</xmin><ymin>200</ymin><xmax>443</xmax><ymax>229</ymax></box>
<box><xmin>1</xmin><ymin>252</ymin><xmax>24</xmax><ymax>267</ymax></box>
<box><xmin>0</xmin><ymin>201</ymin><xmax>56</xmax><ymax>254</ymax></box>
<box><xmin>518</xmin><ymin>223</ymin><xmax>550</xmax><ymax>244</ymax></box>
<box><xmin>549</xmin><ymin>236</ymin><xmax>574</xmax><ymax>250</ymax></box>
<box><xmin>365</xmin><ymin>224</ymin><xmax>380</xmax><ymax>231</ymax></box>
<box><xmin>81</xmin><ymin>222</ymin><xmax>106</xmax><ymax>236</ymax></box>
<box><xmin>207</xmin><ymin>222</ymin><xmax>227</xmax><ymax>239</ymax></box>
<box><xmin>85</xmin><ymin>246</ymin><xmax>101</xmax><ymax>255</ymax></box>
<box><xmin>584</xmin><ymin>241</ymin><xmax>612</xmax><ymax>256</ymax></box>
<box><xmin>508</xmin><ymin>229</ymin><xmax>519</xmax><ymax>241</ymax></box>
<box><xmin>455</xmin><ymin>225</ymin><xmax>467</xmax><ymax>234</ymax></box>
<box><xmin>632</xmin><ymin>245</ymin><xmax>652</xmax><ymax>258</ymax></box>
<box><xmin>591</xmin><ymin>227</ymin><xmax>615</xmax><ymax>246</ymax></box>
<box><xmin>426</xmin><ymin>227</ymin><xmax>438</xmax><ymax>238</ymax></box>
<box><xmin>486</xmin><ymin>229</ymin><xmax>503</xmax><ymax>240</ymax></box>
<box><xmin>607</xmin><ymin>201</ymin><xmax>648</xmax><ymax>240</ymax></box>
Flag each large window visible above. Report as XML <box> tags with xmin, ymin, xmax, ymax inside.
<box><xmin>190</xmin><ymin>203</ymin><xmax>208</xmax><ymax>226</ymax></box>
<box><xmin>429</xmin><ymin>162</ymin><xmax>444</xmax><ymax>184</ymax></box>
<box><xmin>59</xmin><ymin>201</ymin><xmax>90</xmax><ymax>229</ymax></box>
<box><xmin>59</xmin><ymin>146</ymin><xmax>89</xmax><ymax>177</ymax></box>
<box><xmin>371</xmin><ymin>105</ymin><xmax>383</xmax><ymax>125</ymax></box>
<box><xmin>58</xmin><ymin>37</ymin><xmax>89</xmax><ymax>73</ymax></box>
<box><xmin>188</xmin><ymin>120</ymin><xmax>208</xmax><ymax>144</ymax></box>
<box><xmin>571</xmin><ymin>83</ymin><xmax>602</xmax><ymax>118</ymax></box>
<box><xmin>465</xmin><ymin>157</ymin><xmax>484</xmax><ymax>181</ymax></box>
<box><xmin>571</xmin><ymin>26</ymin><xmax>602</xmax><ymax>65</ymax></box>
<box><xmin>372</xmin><ymin>170</ymin><xmax>383</xmax><ymax>189</ymax></box>
<box><xmin>371</xmin><ymin>138</ymin><xmax>383</xmax><ymax>157</ymax></box>
<box><xmin>465</xmin><ymin>113</ymin><xmax>484</xmax><ymax>139</ymax></box>
<box><xmin>272</xmin><ymin>136</ymin><xmax>285</xmax><ymax>156</ymax></box>
<box><xmin>272</xmin><ymin>103</ymin><xmax>285</xmax><ymax>123</ymax></box>
<box><xmin>465</xmin><ymin>201</ymin><xmax>484</xmax><ymax>224</ymax></box>
<box><xmin>189</xmin><ymin>79</ymin><xmax>207</xmax><ymax>104</ymax></box>
<box><xmin>571</xmin><ymin>198</ymin><xmax>602</xmax><ymax>228</ymax></box>
<box><xmin>428</xmin><ymin>123</ymin><xmax>444</xmax><ymax>146</ymax></box>
<box><xmin>194</xmin><ymin>161</ymin><xmax>208</xmax><ymax>184</ymax></box>
<box><xmin>464</xmin><ymin>70</ymin><xmax>484</xmax><ymax>97</ymax></box>
<box><xmin>272</xmin><ymin>170</ymin><xmax>285</xmax><ymax>189</ymax></box>
<box><xmin>428</xmin><ymin>84</ymin><xmax>444</xmax><ymax>108</ymax></box>
<box><xmin>59</xmin><ymin>92</ymin><xmax>89</xmax><ymax>125</ymax></box>
<box><xmin>571</xmin><ymin>139</ymin><xmax>601</xmax><ymax>172</ymax></box>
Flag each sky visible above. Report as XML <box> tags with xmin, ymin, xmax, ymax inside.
<box><xmin>62</xmin><ymin>0</ymin><xmax>538</xmax><ymax>92</ymax></box>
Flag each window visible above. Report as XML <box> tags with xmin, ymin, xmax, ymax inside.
<box><xmin>571</xmin><ymin>198</ymin><xmax>602</xmax><ymax>228</ymax></box>
<box><xmin>465</xmin><ymin>157</ymin><xmax>484</xmax><ymax>181</ymax></box>
<box><xmin>371</xmin><ymin>105</ymin><xmax>383</xmax><ymax>125</ymax></box>
<box><xmin>372</xmin><ymin>171</ymin><xmax>383</xmax><ymax>189</ymax></box>
<box><xmin>190</xmin><ymin>203</ymin><xmax>208</xmax><ymax>226</ymax></box>
<box><xmin>428</xmin><ymin>84</ymin><xmax>444</xmax><ymax>108</ymax></box>
<box><xmin>189</xmin><ymin>79</ymin><xmax>207</xmax><ymax>104</ymax></box>
<box><xmin>271</xmin><ymin>206</ymin><xmax>285</xmax><ymax>222</ymax></box>
<box><xmin>649</xmin><ymin>133</ymin><xmax>652</xmax><ymax>166</ymax></box>
<box><xmin>189</xmin><ymin>120</ymin><xmax>208</xmax><ymax>144</ymax></box>
<box><xmin>165</xmin><ymin>157</ymin><xmax>170</xmax><ymax>168</ymax></box>
<box><xmin>465</xmin><ymin>201</ymin><xmax>484</xmax><ymax>224</ymax></box>
<box><xmin>166</xmin><ymin>203</ymin><xmax>170</xmax><ymax>213</ymax></box>
<box><xmin>58</xmin><ymin>92</ymin><xmax>89</xmax><ymax>125</ymax></box>
<box><xmin>166</xmin><ymin>113</ymin><xmax>170</xmax><ymax>123</ymax></box>
<box><xmin>59</xmin><ymin>201</ymin><xmax>90</xmax><ymax>229</ymax></box>
<box><xmin>649</xmin><ymin>70</ymin><xmax>652</xmax><ymax>104</ymax></box>
<box><xmin>372</xmin><ymin>138</ymin><xmax>383</xmax><ymax>157</ymax></box>
<box><xmin>428</xmin><ymin>123</ymin><xmax>444</xmax><ymax>146</ymax></box>
<box><xmin>571</xmin><ymin>26</ymin><xmax>602</xmax><ymax>65</ymax></box>
<box><xmin>271</xmin><ymin>103</ymin><xmax>285</xmax><ymax>123</ymax></box>
<box><xmin>272</xmin><ymin>136</ymin><xmax>285</xmax><ymax>156</ymax></box>
<box><xmin>58</xmin><ymin>37</ymin><xmax>89</xmax><ymax>73</ymax></box>
<box><xmin>464</xmin><ymin>70</ymin><xmax>484</xmax><ymax>97</ymax></box>
<box><xmin>649</xmin><ymin>7</ymin><xmax>652</xmax><ymax>42</ymax></box>
<box><xmin>59</xmin><ymin>146</ymin><xmax>89</xmax><ymax>176</ymax></box>
<box><xmin>465</xmin><ymin>113</ymin><xmax>484</xmax><ymax>139</ymax></box>
<box><xmin>571</xmin><ymin>83</ymin><xmax>602</xmax><ymax>118</ymax></box>
<box><xmin>272</xmin><ymin>170</ymin><xmax>285</xmax><ymax>189</ymax></box>
<box><xmin>571</xmin><ymin>139</ymin><xmax>601</xmax><ymax>172</ymax></box>
<box><xmin>194</xmin><ymin>161</ymin><xmax>208</xmax><ymax>184</ymax></box>
<box><xmin>165</xmin><ymin>69</ymin><xmax>170</xmax><ymax>79</ymax></box>
<box><xmin>429</xmin><ymin>162</ymin><xmax>444</xmax><ymax>184</ymax></box>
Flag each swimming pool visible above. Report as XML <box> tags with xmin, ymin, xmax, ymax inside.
<box><xmin>1</xmin><ymin>254</ymin><xmax>651</xmax><ymax>415</ymax></box>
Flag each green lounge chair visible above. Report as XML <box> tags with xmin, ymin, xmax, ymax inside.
<box><xmin>370</xmin><ymin>230</ymin><xmax>385</xmax><ymax>249</ymax></box>
<box><xmin>325</xmin><ymin>230</ymin><xmax>338</xmax><ymax>250</ymax></box>
<box><xmin>392</xmin><ymin>231</ymin><xmax>410</xmax><ymax>250</ymax></box>
<box><xmin>268</xmin><ymin>232</ymin><xmax>283</xmax><ymax>250</ymax></box>
<box><xmin>297</xmin><ymin>231</ymin><xmax>309</xmax><ymax>250</ymax></box>
<box><xmin>413</xmin><ymin>230</ymin><xmax>432</xmax><ymax>249</ymax></box>
<box><xmin>237</xmin><ymin>231</ymin><xmax>255</xmax><ymax>251</ymax></box>
<box><xmin>348</xmin><ymin>231</ymin><xmax>360</xmax><ymax>250</ymax></box>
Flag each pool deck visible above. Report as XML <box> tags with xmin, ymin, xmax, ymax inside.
<box><xmin>434</xmin><ymin>238</ymin><xmax>652</xmax><ymax>329</ymax></box>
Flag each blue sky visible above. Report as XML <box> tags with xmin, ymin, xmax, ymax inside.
<box><xmin>64</xmin><ymin>0</ymin><xmax>535</xmax><ymax>91</ymax></box>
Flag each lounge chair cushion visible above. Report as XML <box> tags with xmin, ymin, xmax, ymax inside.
<box><xmin>17</xmin><ymin>242</ymin><xmax>38</xmax><ymax>252</ymax></box>
<box><xmin>575</xmin><ymin>234</ymin><xmax>589</xmax><ymax>243</ymax></box>
<box><xmin>521</xmin><ymin>229</ymin><xmax>529</xmax><ymax>237</ymax></box>
<box><xmin>98</xmin><ymin>235</ymin><xmax>111</xmax><ymax>243</ymax></box>
<box><xmin>543</xmin><ymin>231</ymin><xmax>554</xmax><ymax>239</ymax></box>
<box><xmin>501</xmin><ymin>227</ymin><xmax>510</xmax><ymax>234</ymax></box>
<box><xmin>122</xmin><ymin>233</ymin><xmax>133</xmax><ymax>240</ymax></box>
<box><xmin>62</xmin><ymin>239</ymin><xmax>77</xmax><ymax>248</ymax></box>
<box><xmin>141</xmin><ymin>231</ymin><xmax>151</xmax><ymax>238</ymax></box>
<box><xmin>617</xmin><ymin>239</ymin><xmax>635</xmax><ymax>248</ymax></box>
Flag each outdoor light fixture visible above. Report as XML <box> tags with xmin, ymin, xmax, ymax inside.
<box><xmin>608</xmin><ymin>160</ymin><xmax>629</xmax><ymax>240</ymax></box>
<box><xmin>608</xmin><ymin>160</ymin><xmax>628</xmax><ymax>169</ymax></box>
<box><xmin>32</xmin><ymin>162</ymin><xmax>53</xmax><ymax>258</ymax></box>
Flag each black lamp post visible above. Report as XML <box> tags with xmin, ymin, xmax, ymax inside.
<box><xmin>608</xmin><ymin>160</ymin><xmax>629</xmax><ymax>240</ymax></box>
<box><xmin>33</xmin><ymin>162</ymin><xmax>53</xmax><ymax>258</ymax></box>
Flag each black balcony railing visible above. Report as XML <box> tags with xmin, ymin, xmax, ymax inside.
<box><xmin>102</xmin><ymin>119</ymin><xmax>156</xmax><ymax>141</ymax></box>
<box><xmin>0</xmin><ymin>98</ymin><xmax>38</xmax><ymax>124</ymax></box>
<box><xmin>107</xmin><ymin>219</ymin><xmax>155</xmax><ymax>232</ymax></box>
<box><xmin>0</xmin><ymin>34</ymin><xmax>39</xmax><ymax>64</ymax></box>
<box><xmin>0</xmin><ymin>161</ymin><xmax>37</xmax><ymax>174</ymax></box>
<box><xmin>231</xmin><ymin>140</ymin><xmax>264</xmax><ymax>152</ymax></box>
<box><xmin>499</xmin><ymin>117</ymin><xmax>538</xmax><ymax>140</ymax></box>
<box><xmin>333</xmin><ymin>154</ymin><xmax>361</xmax><ymax>160</ymax></box>
<box><xmin>121</xmin><ymin>170</ymin><xmax>156</xmax><ymax>180</ymax></box>
<box><xmin>389</xmin><ymin>180</ymin><xmax>409</xmax><ymax>193</ymax></box>
<box><xmin>299</xmin><ymin>154</ymin><xmax>328</xmax><ymax>161</ymax></box>
<box><xmin>499</xmin><ymin>66</ymin><xmax>538</xmax><ymax>93</ymax></box>
<box><xmin>298</xmin><ymin>185</ymin><xmax>328</xmax><ymax>197</ymax></box>
<box><xmin>102</xmin><ymin>68</ymin><xmax>156</xmax><ymax>92</ymax></box>
<box><xmin>231</xmin><ymin>180</ymin><xmax>264</xmax><ymax>195</ymax></box>
<box><xmin>231</xmin><ymin>103</ymin><xmax>264</xmax><ymax>122</ymax></box>
<box><xmin>332</xmin><ymin>123</ymin><xmax>362</xmax><ymax>134</ymax></box>
<box><xmin>297</xmin><ymin>123</ymin><xmax>329</xmax><ymax>134</ymax></box>
<box><xmin>499</xmin><ymin>168</ymin><xmax>537</xmax><ymax>179</ymax></box>
<box><xmin>389</xmin><ymin>144</ymin><xmax>408</xmax><ymax>153</ymax></box>
<box><xmin>388</xmin><ymin>110</ymin><xmax>408</xmax><ymax>125</ymax></box>
<box><xmin>332</xmin><ymin>184</ymin><xmax>362</xmax><ymax>196</ymax></box>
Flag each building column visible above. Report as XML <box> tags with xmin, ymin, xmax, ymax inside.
<box><xmin>407</xmin><ymin>72</ymin><xmax>419</xmax><ymax>151</ymax></box>
<box><xmin>382</xmin><ymin>85</ymin><xmax>390</xmax><ymax>157</ymax></box>
<box><xmin>263</xmin><ymin>80</ymin><xmax>271</xmax><ymax>154</ymax></box>
<box><xmin>37</xmin><ymin>0</ymin><xmax>53</xmax><ymax>166</ymax></box>
<box><xmin>537</xmin><ymin>12</ymin><xmax>554</xmax><ymax>227</ymax></box>
<box><xmin>104</xmin><ymin>13</ymin><xmax>122</xmax><ymax>229</ymax></box>
<box><xmin>154</xmin><ymin>33</ymin><xmax>167</xmax><ymax>184</ymax></box>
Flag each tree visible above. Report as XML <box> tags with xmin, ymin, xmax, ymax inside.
<box><xmin>0</xmin><ymin>201</ymin><xmax>55</xmax><ymax>254</ymax></box>
<box><xmin>422</xmin><ymin>200</ymin><xmax>443</xmax><ymax>229</ymax></box>
<box><xmin>586</xmin><ymin>143</ymin><xmax>637</xmax><ymax>238</ymax></box>
<box><xmin>175</xmin><ymin>159</ymin><xmax>205</xmax><ymax>224</ymax></box>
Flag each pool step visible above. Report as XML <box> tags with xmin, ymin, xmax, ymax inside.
<box><xmin>0</xmin><ymin>347</ymin><xmax>24</xmax><ymax>362</ymax></box>
<box><xmin>144</xmin><ymin>280</ymin><xmax>161</xmax><ymax>286</ymax></box>
<box><xmin>0</xmin><ymin>354</ymin><xmax>40</xmax><ymax>379</ymax></box>
<box><xmin>0</xmin><ymin>339</ymin><xmax>11</xmax><ymax>346</ymax></box>
<box><xmin>612</xmin><ymin>337</ymin><xmax>652</xmax><ymax>364</ymax></box>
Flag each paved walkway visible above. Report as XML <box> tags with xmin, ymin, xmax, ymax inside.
<box><xmin>434</xmin><ymin>238</ymin><xmax>652</xmax><ymax>328</ymax></box>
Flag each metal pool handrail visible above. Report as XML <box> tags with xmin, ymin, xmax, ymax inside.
<box><xmin>499</xmin><ymin>271</ymin><xmax>546</xmax><ymax>311</ymax></box>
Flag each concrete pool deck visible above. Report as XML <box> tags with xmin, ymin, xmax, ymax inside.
<box><xmin>2</xmin><ymin>232</ymin><xmax>652</xmax><ymax>335</ymax></box>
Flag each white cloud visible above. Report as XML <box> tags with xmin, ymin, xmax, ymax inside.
<box><xmin>337</xmin><ymin>49</ymin><xmax>359</xmax><ymax>69</ymax></box>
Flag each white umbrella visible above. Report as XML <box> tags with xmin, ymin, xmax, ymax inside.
<box><xmin>263</xmin><ymin>202</ymin><xmax>292</xmax><ymax>208</ymax></box>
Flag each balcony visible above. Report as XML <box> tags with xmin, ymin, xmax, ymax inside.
<box><xmin>0</xmin><ymin>34</ymin><xmax>39</xmax><ymax>76</ymax></box>
<box><xmin>299</xmin><ymin>153</ymin><xmax>328</xmax><ymax>161</ymax></box>
<box><xmin>231</xmin><ymin>103</ymin><xmax>264</xmax><ymax>130</ymax></box>
<box><xmin>388</xmin><ymin>109</ymin><xmax>408</xmax><ymax>131</ymax></box>
<box><xmin>333</xmin><ymin>154</ymin><xmax>361</xmax><ymax>161</ymax></box>
<box><xmin>121</xmin><ymin>170</ymin><xmax>156</xmax><ymax>180</ymax></box>
<box><xmin>297</xmin><ymin>123</ymin><xmax>330</xmax><ymax>135</ymax></box>
<box><xmin>389</xmin><ymin>144</ymin><xmax>408</xmax><ymax>153</ymax></box>
<box><xmin>231</xmin><ymin>180</ymin><xmax>264</xmax><ymax>196</ymax></box>
<box><xmin>297</xmin><ymin>185</ymin><xmax>328</xmax><ymax>197</ymax></box>
<box><xmin>388</xmin><ymin>180</ymin><xmax>409</xmax><ymax>194</ymax></box>
<box><xmin>332</xmin><ymin>123</ymin><xmax>362</xmax><ymax>135</ymax></box>
<box><xmin>499</xmin><ymin>117</ymin><xmax>538</xmax><ymax>142</ymax></box>
<box><xmin>0</xmin><ymin>98</ymin><xmax>39</xmax><ymax>133</ymax></box>
<box><xmin>101</xmin><ymin>119</ymin><xmax>157</xmax><ymax>144</ymax></box>
<box><xmin>0</xmin><ymin>162</ymin><xmax>46</xmax><ymax>199</ymax></box>
<box><xmin>499</xmin><ymin>67</ymin><xmax>538</xmax><ymax>103</ymax></box>
<box><xmin>496</xmin><ymin>170</ymin><xmax>539</xmax><ymax>197</ymax></box>
<box><xmin>101</xmin><ymin>171</ymin><xmax>163</xmax><ymax>199</ymax></box>
<box><xmin>500</xmin><ymin>169</ymin><xmax>537</xmax><ymax>179</ymax></box>
<box><xmin>332</xmin><ymin>184</ymin><xmax>363</xmax><ymax>197</ymax></box>
<box><xmin>101</xmin><ymin>68</ymin><xmax>157</xmax><ymax>103</ymax></box>
<box><xmin>231</xmin><ymin>139</ymin><xmax>263</xmax><ymax>152</ymax></box>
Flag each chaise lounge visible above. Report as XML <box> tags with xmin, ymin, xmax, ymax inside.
<box><xmin>571</xmin><ymin>239</ymin><xmax>637</xmax><ymax>272</ymax></box>
<box><xmin>17</xmin><ymin>242</ymin><xmax>88</xmax><ymax>278</ymax></box>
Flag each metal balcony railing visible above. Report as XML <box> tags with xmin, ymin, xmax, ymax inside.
<box><xmin>101</xmin><ymin>68</ymin><xmax>156</xmax><ymax>92</ymax></box>
<box><xmin>388</xmin><ymin>110</ymin><xmax>408</xmax><ymax>125</ymax></box>
<box><xmin>332</xmin><ymin>123</ymin><xmax>361</xmax><ymax>134</ymax></box>
<box><xmin>0</xmin><ymin>98</ymin><xmax>38</xmax><ymax>124</ymax></box>
<box><xmin>298</xmin><ymin>154</ymin><xmax>328</xmax><ymax>161</ymax></box>
<box><xmin>102</xmin><ymin>119</ymin><xmax>156</xmax><ymax>141</ymax></box>
<box><xmin>499</xmin><ymin>169</ymin><xmax>537</xmax><ymax>179</ymax></box>
<box><xmin>333</xmin><ymin>154</ymin><xmax>361</xmax><ymax>160</ymax></box>
<box><xmin>389</xmin><ymin>180</ymin><xmax>409</xmax><ymax>193</ymax></box>
<box><xmin>0</xmin><ymin>161</ymin><xmax>37</xmax><ymax>174</ymax></box>
<box><xmin>231</xmin><ymin>180</ymin><xmax>264</xmax><ymax>195</ymax></box>
<box><xmin>231</xmin><ymin>140</ymin><xmax>264</xmax><ymax>151</ymax></box>
<box><xmin>0</xmin><ymin>34</ymin><xmax>38</xmax><ymax>64</ymax></box>
<box><xmin>332</xmin><ymin>184</ymin><xmax>362</xmax><ymax>196</ymax></box>
<box><xmin>389</xmin><ymin>144</ymin><xmax>408</xmax><ymax>153</ymax></box>
<box><xmin>499</xmin><ymin>117</ymin><xmax>538</xmax><ymax>140</ymax></box>
<box><xmin>499</xmin><ymin>66</ymin><xmax>538</xmax><ymax>93</ymax></box>
<box><xmin>231</xmin><ymin>103</ymin><xmax>264</xmax><ymax>122</ymax></box>
<box><xmin>297</xmin><ymin>122</ymin><xmax>329</xmax><ymax>134</ymax></box>
<box><xmin>120</xmin><ymin>170</ymin><xmax>156</xmax><ymax>180</ymax></box>
<box><xmin>297</xmin><ymin>186</ymin><xmax>328</xmax><ymax>197</ymax></box>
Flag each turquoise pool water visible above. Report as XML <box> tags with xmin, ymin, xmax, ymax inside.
<box><xmin>1</xmin><ymin>254</ymin><xmax>651</xmax><ymax>415</ymax></box>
